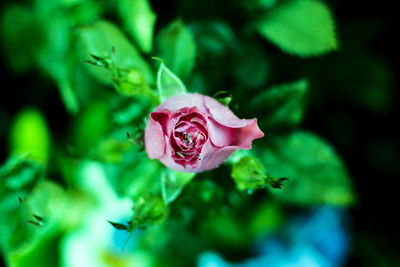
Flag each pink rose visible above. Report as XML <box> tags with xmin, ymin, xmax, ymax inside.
<box><xmin>144</xmin><ymin>93</ymin><xmax>264</xmax><ymax>172</ymax></box>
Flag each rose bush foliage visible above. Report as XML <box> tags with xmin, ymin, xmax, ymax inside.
<box><xmin>145</xmin><ymin>93</ymin><xmax>264</xmax><ymax>172</ymax></box>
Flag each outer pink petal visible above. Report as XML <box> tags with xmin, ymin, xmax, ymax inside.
<box><xmin>204</xmin><ymin>95</ymin><xmax>254</xmax><ymax>128</ymax></box>
<box><xmin>203</xmin><ymin>146</ymin><xmax>237</xmax><ymax>170</ymax></box>
<box><xmin>144</xmin><ymin>111</ymin><xmax>171</xmax><ymax>159</ymax></box>
<box><xmin>204</xmin><ymin>96</ymin><xmax>264</xmax><ymax>150</ymax></box>
<box><xmin>203</xmin><ymin>119</ymin><xmax>264</xmax><ymax>170</ymax></box>
<box><xmin>155</xmin><ymin>93</ymin><xmax>208</xmax><ymax>114</ymax></box>
<box><xmin>233</xmin><ymin>118</ymin><xmax>264</xmax><ymax>149</ymax></box>
<box><xmin>206</xmin><ymin>117</ymin><xmax>235</xmax><ymax>147</ymax></box>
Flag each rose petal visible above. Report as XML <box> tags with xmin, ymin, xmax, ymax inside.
<box><xmin>159</xmin><ymin>137</ymin><xmax>192</xmax><ymax>172</ymax></box>
<box><xmin>206</xmin><ymin>117</ymin><xmax>235</xmax><ymax>147</ymax></box>
<box><xmin>203</xmin><ymin>146</ymin><xmax>237</xmax><ymax>170</ymax></box>
<box><xmin>204</xmin><ymin>95</ymin><xmax>254</xmax><ymax>128</ymax></box>
<box><xmin>232</xmin><ymin>118</ymin><xmax>264</xmax><ymax>149</ymax></box>
<box><xmin>203</xmin><ymin>119</ymin><xmax>264</xmax><ymax>170</ymax></box>
<box><xmin>144</xmin><ymin>111</ymin><xmax>171</xmax><ymax>159</ymax></box>
<box><xmin>155</xmin><ymin>93</ymin><xmax>208</xmax><ymax>114</ymax></box>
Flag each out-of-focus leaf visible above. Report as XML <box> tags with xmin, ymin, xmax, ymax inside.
<box><xmin>118</xmin><ymin>0</ymin><xmax>157</xmax><ymax>53</ymax></box>
<box><xmin>76</xmin><ymin>20</ymin><xmax>154</xmax><ymax>85</ymax></box>
<box><xmin>231</xmin><ymin>156</ymin><xmax>267</xmax><ymax>191</ymax></box>
<box><xmin>35</xmin><ymin>12</ymin><xmax>80</xmax><ymax>114</ymax></box>
<box><xmin>1</xmin><ymin>180</ymin><xmax>64</xmax><ymax>257</ymax></box>
<box><xmin>0</xmin><ymin>4</ymin><xmax>38</xmax><ymax>73</ymax></box>
<box><xmin>0</xmin><ymin>154</ymin><xmax>45</xmax><ymax>194</ymax></box>
<box><xmin>250</xmin><ymin>79</ymin><xmax>308</xmax><ymax>129</ymax></box>
<box><xmin>242</xmin><ymin>0</ymin><xmax>277</xmax><ymax>11</ymax></box>
<box><xmin>132</xmin><ymin>195</ymin><xmax>167</xmax><ymax>226</ymax></box>
<box><xmin>68</xmin><ymin>0</ymin><xmax>103</xmax><ymax>25</ymax></box>
<box><xmin>23</xmin><ymin>181</ymin><xmax>65</xmax><ymax>224</ymax></box>
<box><xmin>200</xmin><ymin>213</ymin><xmax>249</xmax><ymax>248</ymax></box>
<box><xmin>90</xmin><ymin>138</ymin><xmax>132</xmax><ymax>163</ymax></box>
<box><xmin>189</xmin><ymin>21</ymin><xmax>236</xmax><ymax>56</ymax></box>
<box><xmin>161</xmin><ymin>170</ymin><xmax>196</xmax><ymax>204</ymax></box>
<box><xmin>261</xmin><ymin>131</ymin><xmax>355</xmax><ymax>205</ymax></box>
<box><xmin>156</xmin><ymin>20</ymin><xmax>197</xmax><ymax>79</ymax></box>
<box><xmin>234</xmin><ymin>43</ymin><xmax>270</xmax><ymax>89</ymax></box>
<box><xmin>155</xmin><ymin>61</ymin><xmax>187</xmax><ymax>101</ymax></box>
<box><xmin>249</xmin><ymin>201</ymin><xmax>283</xmax><ymax>238</ymax></box>
<box><xmin>256</xmin><ymin>0</ymin><xmax>338</xmax><ymax>57</ymax></box>
<box><xmin>115</xmin><ymin>156</ymin><xmax>162</xmax><ymax>198</ymax></box>
<box><xmin>9</xmin><ymin>108</ymin><xmax>51</xmax><ymax>163</ymax></box>
<box><xmin>71</xmin><ymin>101</ymin><xmax>110</xmax><ymax>153</ymax></box>
<box><xmin>112</xmin><ymin>100</ymin><xmax>146</xmax><ymax>125</ymax></box>
<box><xmin>8</xmin><ymin>232</ymin><xmax>60</xmax><ymax>267</ymax></box>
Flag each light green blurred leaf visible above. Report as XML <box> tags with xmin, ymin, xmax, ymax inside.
<box><xmin>161</xmin><ymin>170</ymin><xmax>196</xmax><ymax>204</ymax></box>
<box><xmin>72</xmin><ymin>101</ymin><xmax>110</xmax><ymax>153</ymax></box>
<box><xmin>156</xmin><ymin>20</ymin><xmax>197</xmax><ymax>79</ymax></box>
<box><xmin>156</xmin><ymin>61</ymin><xmax>187</xmax><ymax>101</ymax></box>
<box><xmin>256</xmin><ymin>0</ymin><xmax>338</xmax><ymax>57</ymax></box>
<box><xmin>9</xmin><ymin>108</ymin><xmax>51</xmax><ymax>163</ymax></box>
<box><xmin>90</xmin><ymin>138</ymin><xmax>132</xmax><ymax>163</ymax></box>
<box><xmin>251</xmin><ymin>79</ymin><xmax>308</xmax><ymax>129</ymax></box>
<box><xmin>8</xmin><ymin>232</ymin><xmax>60</xmax><ymax>267</ymax></box>
<box><xmin>1</xmin><ymin>180</ymin><xmax>64</xmax><ymax>259</ymax></box>
<box><xmin>115</xmin><ymin>156</ymin><xmax>162</xmax><ymax>198</ymax></box>
<box><xmin>118</xmin><ymin>0</ymin><xmax>156</xmax><ymax>53</ymax></box>
<box><xmin>0</xmin><ymin>154</ymin><xmax>45</xmax><ymax>194</ymax></box>
<box><xmin>261</xmin><ymin>131</ymin><xmax>355</xmax><ymax>205</ymax></box>
<box><xmin>76</xmin><ymin>20</ymin><xmax>154</xmax><ymax>85</ymax></box>
<box><xmin>231</xmin><ymin>156</ymin><xmax>266</xmax><ymax>191</ymax></box>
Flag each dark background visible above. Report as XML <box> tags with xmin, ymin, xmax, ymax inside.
<box><xmin>1</xmin><ymin>0</ymin><xmax>398</xmax><ymax>266</ymax></box>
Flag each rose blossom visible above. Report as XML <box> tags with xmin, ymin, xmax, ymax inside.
<box><xmin>144</xmin><ymin>93</ymin><xmax>264</xmax><ymax>172</ymax></box>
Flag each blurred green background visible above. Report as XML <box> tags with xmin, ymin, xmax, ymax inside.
<box><xmin>0</xmin><ymin>0</ymin><xmax>398</xmax><ymax>266</ymax></box>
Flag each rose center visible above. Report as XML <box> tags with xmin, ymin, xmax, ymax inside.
<box><xmin>171</xmin><ymin>114</ymin><xmax>208</xmax><ymax>168</ymax></box>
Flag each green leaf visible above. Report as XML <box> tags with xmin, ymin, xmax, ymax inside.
<box><xmin>233</xmin><ymin>43</ymin><xmax>270</xmax><ymax>89</ymax></box>
<box><xmin>250</xmin><ymin>79</ymin><xmax>308</xmax><ymax>129</ymax></box>
<box><xmin>8</xmin><ymin>232</ymin><xmax>60</xmax><ymax>267</ymax></box>
<box><xmin>76</xmin><ymin>20</ymin><xmax>154</xmax><ymax>85</ymax></box>
<box><xmin>161</xmin><ymin>170</ymin><xmax>196</xmax><ymax>204</ymax></box>
<box><xmin>189</xmin><ymin>21</ymin><xmax>236</xmax><ymax>56</ymax></box>
<box><xmin>249</xmin><ymin>201</ymin><xmax>283</xmax><ymax>238</ymax></box>
<box><xmin>231</xmin><ymin>156</ymin><xmax>267</xmax><ymax>191</ymax></box>
<box><xmin>0</xmin><ymin>4</ymin><xmax>37</xmax><ymax>73</ymax></box>
<box><xmin>156</xmin><ymin>20</ymin><xmax>197</xmax><ymax>79</ymax></box>
<box><xmin>0</xmin><ymin>154</ymin><xmax>46</xmax><ymax>193</ymax></box>
<box><xmin>261</xmin><ymin>131</ymin><xmax>355</xmax><ymax>205</ymax></box>
<box><xmin>256</xmin><ymin>0</ymin><xmax>338</xmax><ymax>57</ymax></box>
<box><xmin>118</xmin><ymin>0</ymin><xmax>157</xmax><ymax>53</ymax></box>
<box><xmin>9</xmin><ymin>108</ymin><xmax>51</xmax><ymax>163</ymax></box>
<box><xmin>155</xmin><ymin>60</ymin><xmax>187</xmax><ymax>101</ymax></box>
<box><xmin>0</xmin><ymin>180</ymin><xmax>64</xmax><ymax>254</ymax></box>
